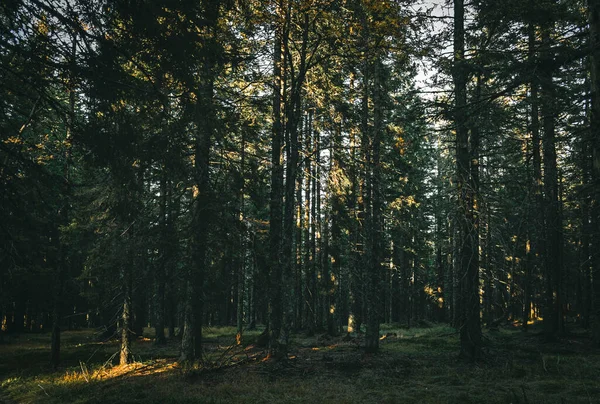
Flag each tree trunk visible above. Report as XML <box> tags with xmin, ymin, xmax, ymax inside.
<box><xmin>51</xmin><ymin>32</ymin><xmax>76</xmax><ymax>369</ymax></box>
<box><xmin>268</xmin><ymin>0</ymin><xmax>285</xmax><ymax>354</ymax></box>
<box><xmin>179</xmin><ymin>5</ymin><xmax>219</xmax><ymax>361</ymax></box>
<box><xmin>366</xmin><ymin>58</ymin><xmax>384</xmax><ymax>353</ymax></box>
<box><xmin>454</xmin><ymin>0</ymin><xmax>481</xmax><ymax>360</ymax></box>
<box><xmin>295</xmin><ymin>119</ymin><xmax>304</xmax><ymax>331</ymax></box>
<box><xmin>540</xmin><ymin>22</ymin><xmax>562</xmax><ymax>340</ymax></box>
<box><xmin>236</xmin><ymin>131</ymin><xmax>246</xmax><ymax>344</ymax></box>
<box><xmin>305</xmin><ymin>110</ymin><xmax>315</xmax><ymax>335</ymax></box>
<box><xmin>589</xmin><ymin>0</ymin><xmax>600</xmax><ymax>346</ymax></box>
<box><xmin>155</xmin><ymin>173</ymin><xmax>167</xmax><ymax>345</ymax></box>
<box><xmin>120</xmin><ymin>232</ymin><xmax>134</xmax><ymax>365</ymax></box>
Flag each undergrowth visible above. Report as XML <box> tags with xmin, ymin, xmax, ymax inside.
<box><xmin>1</xmin><ymin>323</ymin><xmax>598</xmax><ymax>403</ymax></box>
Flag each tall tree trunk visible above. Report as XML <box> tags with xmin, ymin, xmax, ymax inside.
<box><xmin>268</xmin><ymin>0</ymin><xmax>285</xmax><ymax>353</ymax></box>
<box><xmin>524</xmin><ymin>19</ymin><xmax>543</xmax><ymax>331</ymax></box>
<box><xmin>589</xmin><ymin>0</ymin><xmax>600</xmax><ymax>346</ymax></box>
<box><xmin>305</xmin><ymin>110</ymin><xmax>315</xmax><ymax>335</ymax></box>
<box><xmin>120</xmin><ymin>228</ymin><xmax>134</xmax><ymax>366</ymax></box>
<box><xmin>540</xmin><ymin>22</ymin><xmax>562</xmax><ymax>340</ymax></box>
<box><xmin>167</xmin><ymin>186</ymin><xmax>179</xmax><ymax>340</ymax></box>
<box><xmin>330</xmin><ymin>119</ymin><xmax>344</xmax><ymax>334</ymax></box>
<box><xmin>155</xmin><ymin>173</ymin><xmax>167</xmax><ymax>345</ymax></box>
<box><xmin>236</xmin><ymin>131</ymin><xmax>246</xmax><ymax>343</ymax></box>
<box><xmin>581</xmin><ymin>92</ymin><xmax>592</xmax><ymax>327</ymax></box>
<box><xmin>454</xmin><ymin>0</ymin><xmax>481</xmax><ymax>360</ymax></box>
<box><xmin>295</xmin><ymin>119</ymin><xmax>304</xmax><ymax>331</ymax></box>
<box><xmin>315</xmin><ymin>128</ymin><xmax>323</xmax><ymax>331</ymax></box>
<box><xmin>180</xmin><ymin>4</ymin><xmax>219</xmax><ymax>362</ymax></box>
<box><xmin>311</xmin><ymin>125</ymin><xmax>318</xmax><ymax>332</ymax></box>
<box><xmin>365</xmin><ymin>58</ymin><xmax>384</xmax><ymax>353</ymax></box>
<box><xmin>51</xmin><ymin>32</ymin><xmax>77</xmax><ymax>369</ymax></box>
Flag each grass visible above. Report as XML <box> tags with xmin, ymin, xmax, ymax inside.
<box><xmin>1</xmin><ymin>323</ymin><xmax>598</xmax><ymax>403</ymax></box>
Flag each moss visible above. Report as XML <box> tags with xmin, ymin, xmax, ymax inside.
<box><xmin>1</xmin><ymin>324</ymin><xmax>599</xmax><ymax>403</ymax></box>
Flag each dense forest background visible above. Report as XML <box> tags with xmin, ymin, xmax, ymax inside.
<box><xmin>2</xmin><ymin>0</ymin><xmax>600</xmax><ymax>372</ymax></box>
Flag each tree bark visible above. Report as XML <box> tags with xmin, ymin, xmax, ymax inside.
<box><xmin>268</xmin><ymin>0</ymin><xmax>285</xmax><ymax>354</ymax></box>
<box><xmin>540</xmin><ymin>21</ymin><xmax>562</xmax><ymax>340</ymax></box>
<box><xmin>589</xmin><ymin>0</ymin><xmax>600</xmax><ymax>346</ymax></box>
<box><xmin>51</xmin><ymin>31</ymin><xmax>77</xmax><ymax>369</ymax></box>
<box><xmin>454</xmin><ymin>0</ymin><xmax>481</xmax><ymax>360</ymax></box>
<box><xmin>179</xmin><ymin>3</ymin><xmax>219</xmax><ymax>362</ymax></box>
<box><xmin>365</xmin><ymin>58</ymin><xmax>384</xmax><ymax>353</ymax></box>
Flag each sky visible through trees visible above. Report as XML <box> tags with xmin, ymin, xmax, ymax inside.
<box><xmin>2</xmin><ymin>0</ymin><xmax>600</xmax><ymax>401</ymax></box>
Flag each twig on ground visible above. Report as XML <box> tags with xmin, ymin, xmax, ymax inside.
<box><xmin>37</xmin><ymin>384</ymin><xmax>49</xmax><ymax>397</ymax></box>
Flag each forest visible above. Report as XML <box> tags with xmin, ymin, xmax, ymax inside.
<box><xmin>2</xmin><ymin>0</ymin><xmax>600</xmax><ymax>403</ymax></box>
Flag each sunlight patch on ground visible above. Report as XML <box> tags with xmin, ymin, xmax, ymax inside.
<box><xmin>57</xmin><ymin>360</ymin><xmax>176</xmax><ymax>385</ymax></box>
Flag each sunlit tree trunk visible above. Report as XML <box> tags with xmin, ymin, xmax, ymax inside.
<box><xmin>310</xmin><ymin>124</ymin><xmax>318</xmax><ymax>332</ymax></box>
<box><xmin>295</xmin><ymin>119</ymin><xmax>304</xmax><ymax>331</ymax></box>
<box><xmin>120</xmin><ymin>226</ymin><xmax>134</xmax><ymax>365</ymax></box>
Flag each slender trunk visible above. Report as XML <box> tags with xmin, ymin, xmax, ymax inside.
<box><xmin>236</xmin><ymin>131</ymin><xmax>246</xmax><ymax>343</ymax></box>
<box><xmin>295</xmin><ymin>119</ymin><xmax>304</xmax><ymax>331</ymax></box>
<box><xmin>155</xmin><ymin>172</ymin><xmax>167</xmax><ymax>344</ymax></box>
<box><xmin>315</xmin><ymin>129</ymin><xmax>323</xmax><ymax>330</ymax></box>
<box><xmin>268</xmin><ymin>0</ymin><xmax>285</xmax><ymax>353</ymax></box>
<box><xmin>589</xmin><ymin>0</ymin><xmax>600</xmax><ymax>345</ymax></box>
<box><xmin>50</xmin><ymin>228</ymin><xmax>63</xmax><ymax>368</ymax></box>
<box><xmin>120</xmin><ymin>231</ymin><xmax>134</xmax><ymax>365</ymax></box>
<box><xmin>310</xmin><ymin>123</ymin><xmax>318</xmax><ymax>332</ymax></box>
<box><xmin>470</xmin><ymin>71</ymin><xmax>481</xmax><ymax>321</ymax></box>
<box><xmin>581</xmin><ymin>100</ymin><xmax>592</xmax><ymax>327</ymax></box>
<box><xmin>330</xmin><ymin>120</ymin><xmax>344</xmax><ymax>334</ymax></box>
<box><xmin>167</xmin><ymin>187</ymin><xmax>179</xmax><ymax>340</ymax></box>
<box><xmin>366</xmin><ymin>58</ymin><xmax>383</xmax><ymax>353</ymax></box>
<box><xmin>451</xmin><ymin>217</ymin><xmax>460</xmax><ymax>328</ymax></box>
<box><xmin>348</xmin><ymin>103</ymin><xmax>362</xmax><ymax>333</ymax></box>
<box><xmin>483</xmin><ymin>209</ymin><xmax>492</xmax><ymax>325</ymax></box>
<box><xmin>305</xmin><ymin>111</ymin><xmax>314</xmax><ymax>335</ymax></box>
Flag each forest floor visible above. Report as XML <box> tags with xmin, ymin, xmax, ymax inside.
<box><xmin>0</xmin><ymin>323</ymin><xmax>599</xmax><ymax>403</ymax></box>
